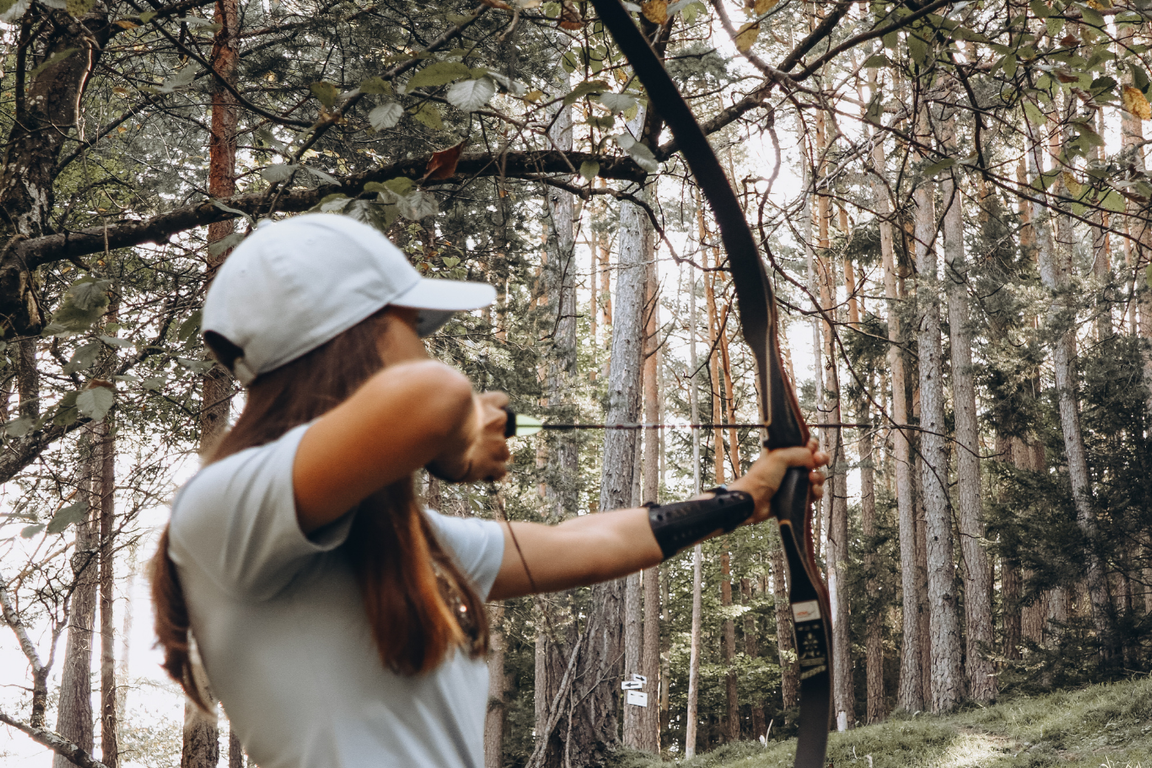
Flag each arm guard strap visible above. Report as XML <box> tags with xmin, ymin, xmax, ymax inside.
<box><xmin>647</xmin><ymin>486</ymin><xmax>755</xmax><ymax>561</ymax></box>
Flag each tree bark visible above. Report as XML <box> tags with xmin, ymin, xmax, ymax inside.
<box><xmin>1030</xmin><ymin>121</ymin><xmax>1116</xmax><ymax>662</ymax></box>
<box><xmin>914</xmin><ymin>104</ymin><xmax>963</xmax><ymax>712</ymax></box>
<box><xmin>875</xmin><ymin>135</ymin><xmax>923</xmax><ymax>713</ymax></box>
<box><xmin>685</xmin><ymin>265</ymin><xmax>703</xmax><ymax>759</ymax></box>
<box><xmin>54</xmin><ymin>439</ymin><xmax>101</xmax><ymax>768</ymax></box>
<box><xmin>940</xmin><ymin>112</ymin><xmax>995</xmax><ymax>703</ymax></box>
<box><xmin>484</xmin><ymin>602</ymin><xmax>506</xmax><ymax>768</ymax></box>
<box><xmin>570</xmin><ymin>143</ymin><xmax>647</xmax><ymax>767</ymax></box>
<box><xmin>641</xmin><ymin>257</ymin><xmax>662</xmax><ymax>753</ymax></box>
<box><xmin>98</xmin><ymin>417</ymin><xmax>118</xmax><ymax>768</ymax></box>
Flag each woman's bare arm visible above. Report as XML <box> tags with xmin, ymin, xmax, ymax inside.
<box><xmin>488</xmin><ymin>443</ymin><xmax>827</xmax><ymax>600</ymax></box>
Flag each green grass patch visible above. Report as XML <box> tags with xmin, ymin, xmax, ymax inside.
<box><xmin>609</xmin><ymin>677</ymin><xmax>1152</xmax><ymax>768</ymax></box>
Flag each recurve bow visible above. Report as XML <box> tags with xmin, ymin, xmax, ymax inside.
<box><xmin>582</xmin><ymin>1</ymin><xmax>833</xmax><ymax>764</ymax></box>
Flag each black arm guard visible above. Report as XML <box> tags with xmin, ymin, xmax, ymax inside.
<box><xmin>647</xmin><ymin>486</ymin><xmax>756</xmax><ymax>560</ymax></box>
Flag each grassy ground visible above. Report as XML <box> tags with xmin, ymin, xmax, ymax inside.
<box><xmin>609</xmin><ymin>677</ymin><xmax>1152</xmax><ymax>768</ymax></box>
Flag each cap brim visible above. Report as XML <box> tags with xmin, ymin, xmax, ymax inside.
<box><xmin>391</xmin><ymin>278</ymin><xmax>496</xmax><ymax>337</ymax></box>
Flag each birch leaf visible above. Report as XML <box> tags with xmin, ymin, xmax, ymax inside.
<box><xmin>641</xmin><ymin>0</ymin><xmax>667</xmax><ymax>23</ymax></box>
<box><xmin>735</xmin><ymin>22</ymin><xmax>760</xmax><ymax>53</ymax></box>
<box><xmin>47</xmin><ymin>502</ymin><xmax>87</xmax><ymax>534</ymax></box>
<box><xmin>408</xmin><ymin>62</ymin><xmax>472</xmax><ymax>89</ymax></box>
<box><xmin>261</xmin><ymin>163</ymin><xmax>297</xmax><ymax>183</ymax></box>
<box><xmin>580</xmin><ymin>160</ymin><xmax>600</xmax><ymax>182</ymax></box>
<box><xmin>598</xmin><ymin>92</ymin><xmax>637</xmax><ymax>113</ymax></box>
<box><xmin>411</xmin><ymin>103</ymin><xmax>444</xmax><ymax>130</ymax></box>
<box><xmin>76</xmin><ymin>386</ymin><xmax>115</xmax><ymax>422</ymax></box>
<box><xmin>615</xmin><ymin>133</ymin><xmax>659</xmax><ymax>172</ymax></box>
<box><xmin>369</xmin><ymin>103</ymin><xmax>403</xmax><ymax>131</ymax></box>
<box><xmin>446</xmin><ymin>76</ymin><xmax>496</xmax><ymax>111</ymax></box>
<box><xmin>1123</xmin><ymin>86</ymin><xmax>1151</xmax><ymax>119</ymax></box>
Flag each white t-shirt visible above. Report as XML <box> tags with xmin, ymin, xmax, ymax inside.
<box><xmin>168</xmin><ymin>423</ymin><xmax>505</xmax><ymax>768</ymax></box>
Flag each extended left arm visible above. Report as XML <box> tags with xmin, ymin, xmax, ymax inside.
<box><xmin>487</xmin><ymin>442</ymin><xmax>826</xmax><ymax>601</ymax></box>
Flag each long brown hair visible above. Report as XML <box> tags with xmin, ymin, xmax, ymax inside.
<box><xmin>151</xmin><ymin>310</ymin><xmax>489</xmax><ymax>710</ymax></box>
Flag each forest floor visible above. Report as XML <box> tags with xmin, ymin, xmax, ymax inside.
<box><xmin>610</xmin><ymin>676</ymin><xmax>1152</xmax><ymax>768</ymax></box>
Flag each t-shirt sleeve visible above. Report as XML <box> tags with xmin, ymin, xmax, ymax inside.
<box><xmin>168</xmin><ymin>423</ymin><xmax>353</xmax><ymax>600</ymax></box>
<box><xmin>423</xmin><ymin>510</ymin><xmax>505</xmax><ymax>601</ymax></box>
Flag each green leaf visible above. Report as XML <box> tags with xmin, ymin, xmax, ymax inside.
<box><xmin>142</xmin><ymin>377</ymin><xmax>165</xmax><ymax>391</ymax></box>
<box><xmin>139</xmin><ymin>9</ymin><xmax>156</xmax><ymax>22</ymax></box>
<box><xmin>66</xmin><ymin>0</ymin><xmax>93</xmax><ymax>16</ymax></box>
<box><xmin>360</xmin><ymin>76</ymin><xmax>392</xmax><ymax>95</ymax></box>
<box><xmin>208</xmin><ymin>231</ymin><xmax>245</xmax><ymax>258</ymax></box>
<box><xmin>1003</xmin><ymin>54</ymin><xmax>1018</xmax><ymax>79</ymax></box>
<box><xmin>1079</xmin><ymin>4</ymin><xmax>1104</xmax><ymax>28</ymax></box>
<box><xmin>53</xmin><ymin>392</ymin><xmax>80</xmax><ymax>426</ymax></box>
<box><xmin>407</xmin><ymin>62</ymin><xmax>472</xmax><ymax>89</ymax></box>
<box><xmin>864</xmin><ymin>93</ymin><xmax>883</xmax><ymax>126</ymax></box>
<box><xmin>369</xmin><ymin>103</ymin><xmax>403</xmax><ymax>131</ymax></box>
<box><xmin>5</xmin><ymin>416</ymin><xmax>33</xmax><ymax>438</ymax></box>
<box><xmin>310</xmin><ymin>81</ymin><xmax>339</xmax><ymax>109</ymax></box>
<box><xmin>76</xmin><ymin>387</ymin><xmax>114</xmax><ymax>422</ymax></box>
<box><xmin>1102</xmin><ymin>190</ymin><xmax>1127</xmax><ymax>214</ymax></box>
<box><xmin>563</xmin><ymin>80</ymin><xmax>610</xmax><ymax>107</ymax></box>
<box><xmin>30</xmin><ymin>48</ymin><xmax>79</xmax><ymax>80</ymax></box>
<box><xmin>446</xmin><ymin>76</ymin><xmax>496</xmax><ymax>112</ymax></box>
<box><xmin>410</xmin><ymin>103</ymin><xmax>443</xmax><ymax>130</ymax></box>
<box><xmin>177</xmin><ymin>310</ymin><xmax>202</xmax><ymax>342</ymax></box>
<box><xmin>862</xmin><ymin>54</ymin><xmax>888</xmax><ymax>68</ymax></box>
<box><xmin>598</xmin><ymin>92</ymin><xmax>636</xmax><ymax>113</ymax></box>
<box><xmin>615</xmin><ymin>133</ymin><xmax>658</xmax><ymax>173</ymax></box>
<box><xmin>64</xmin><ymin>341</ymin><xmax>102</xmax><ymax>375</ymax></box>
<box><xmin>47</xmin><ymin>501</ymin><xmax>87</xmax><ymax>534</ymax></box>
<box><xmin>261</xmin><ymin>163</ymin><xmax>297</xmax><ymax>183</ymax></box>
<box><xmin>561</xmin><ymin>51</ymin><xmax>579</xmax><ymax>73</ymax></box>
<box><xmin>157</xmin><ymin>67</ymin><xmax>197</xmax><ymax>94</ymax></box>
<box><xmin>21</xmin><ymin>525</ymin><xmax>45</xmax><ymax>539</ymax></box>
<box><xmin>1147</xmin><ymin>263</ymin><xmax>1152</xmax><ymax>292</ymax></box>
<box><xmin>1132</xmin><ymin>65</ymin><xmax>1150</xmax><ymax>95</ymax></box>
<box><xmin>580</xmin><ymin>160</ymin><xmax>600</xmax><ymax>182</ymax></box>
<box><xmin>1029</xmin><ymin>0</ymin><xmax>1053</xmax><ymax>18</ymax></box>
<box><xmin>1023</xmin><ymin>100</ymin><xmax>1046</xmax><ymax>126</ymax></box>
<box><xmin>49</xmin><ymin>278</ymin><xmax>111</xmax><ymax>334</ymax></box>
<box><xmin>922</xmin><ymin>157</ymin><xmax>956</xmax><ymax>179</ymax></box>
<box><xmin>907</xmin><ymin>34</ymin><xmax>929</xmax><ymax>66</ymax></box>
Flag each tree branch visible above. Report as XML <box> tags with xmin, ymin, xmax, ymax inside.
<box><xmin>17</xmin><ymin>151</ymin><xmax>646</xmax><ymax>267</ymax></box>
<box><xmin>0</xmin><ymin>710</ymin><xmax>110</xmax><ymax>768</ymax></box>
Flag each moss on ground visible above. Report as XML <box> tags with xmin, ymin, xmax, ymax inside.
<box><xmin>608</xmin><ymin>677</ymin><xmax>1152</xmax><ymax>768</ymax></box>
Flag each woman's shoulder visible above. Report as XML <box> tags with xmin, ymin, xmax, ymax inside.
<box><xmin>172</xmin><ymin>424</ymin><xmax>312</xmax><ymax>531</ymax></box>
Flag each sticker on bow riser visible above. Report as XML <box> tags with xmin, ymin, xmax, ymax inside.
<box><xmin>800</xmin><ymin>664</ymin><xmax>828</xmax><ymax>681</ymax></box>
<box><xmin>795</xmin><ymin>622</ymin><xmax>828</xmax><ymax>666</ymax></box>
<box><xmin>792</xmin><ymin>600</ymin><xmax>822</xmax><ymax>622</ymax></box>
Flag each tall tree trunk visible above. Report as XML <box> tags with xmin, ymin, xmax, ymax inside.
<box><xmin>914</xmin><ymin>104</ymin><xmax>963</xmax><ymax>712</ymax></box>
<box><xmin>484</xmin><ymin>602</ymin><xmax>506</xmax><ymax>768</ymax></box>
<box><xmin>685</xmin><ymin>265</ymin><xmax>703</xmax><ymax>759</ymax></box>
<box><xmin>98</xmin><ymin>416</ymin><xmax>118</xmax><ymax>768</ymax></box>
<box><xmin>183</xmin><ymin>2</ymin><xmax>240</xmax><ymax>763</ymax></box>
<box><xmin>570</xmin><ymin>137</ymin><xmax>647</xmax><ymax>766</ymax></box>
<box><xmin>1030</xmin><ymin>121</ymin><xmax>1116</xmax><ymax>662</ymax></box>
<box><xmin>53</xmin><ymin>438</ymin><xmax>101</xmax><ymax>768</ymax></box>
<box><xmin>940</xmin><ymin>113</ymin><xmax>995</xmax><ymax>703</ymax></box>
<box><xmin>875</xmin><ymin>134</ymin><xmax>923</xmax><ymax>713</ymax></box>
<box><xmin>534</xmin><ymin>67</ymin><xmax>581</xmax><ymax>768</ymax></box>
<box><xmin>641</xmin><ymin>257</ymin><xmax>661</xmax><ymax>753</ymax></box>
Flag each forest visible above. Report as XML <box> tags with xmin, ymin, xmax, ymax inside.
<box><xmin>0</xmin><ymin>0</ymin><xmax>1150</xmax><ymax>766</ymax></box>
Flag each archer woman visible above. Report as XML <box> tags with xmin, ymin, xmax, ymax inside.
<box><xmin>151</xmin><ymin>213</ymin><xmax>827</xmax><ymax>768</ymax></box>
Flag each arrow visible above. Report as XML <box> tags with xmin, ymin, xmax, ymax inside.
<box><xmin>503</xmin><ymin>409</ymin><xmax>873</xmax><ymax>438</ymax></box>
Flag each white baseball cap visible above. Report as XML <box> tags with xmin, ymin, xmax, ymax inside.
<box><xmin>202</xmin><ymin>213</ymin><xmax>496</xmax><ymax>385</ymax></box>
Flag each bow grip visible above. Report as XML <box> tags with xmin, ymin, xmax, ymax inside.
<box><xmin>770</xmin><ymin>465</ymin><xmax>810</xmax><ymax>526</ymax></box>
<box><xmin>503</xmin><ymin>407</ymin><xmax>516</xmax><ymax>438</ymax></box>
